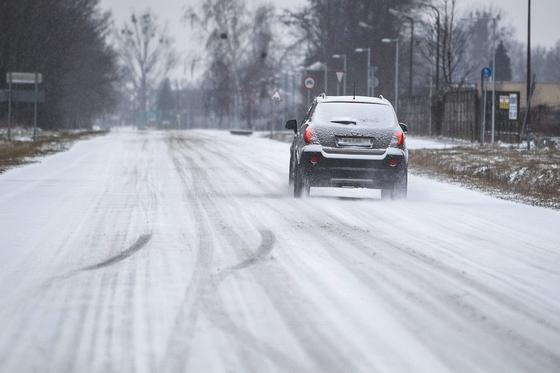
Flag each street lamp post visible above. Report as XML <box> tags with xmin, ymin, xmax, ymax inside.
<box><xmin>389</xmin><ymin>9</ymin><xmax>415</xmax><ymax>95</ymax></box>
<box><xmin>332</xmin><ymin>54</ymin><xmax>347</xmax><ymax>95</ymax></box>
<box><xmin>421</xmin><ymin>4</ymin><xmax>441</xmax><ymax>93</ymax></box>
<box><xmin>355</xmin><ymin>48</ymin><xmax>372</xmax><ymax>96</ymax></box>
<box><xmin>382</xmin><ymin>38</ymin><xmax>400</xmax><ymax>113</ymax></box>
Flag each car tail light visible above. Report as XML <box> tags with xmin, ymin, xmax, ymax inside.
<box><xmin>390</xmin><ymin>129</ymin><xmax>405</xmax><ymax>148</ymax></box>
<box><xmin>388</xmin><ymin>158</ymin><xmax>399</xmax><ymax>167</ymax></box>
<box><xmin>304</xmin><ymin>126</ymin><xmax>313</xmax><ymax>144</ymax></box>
<box><xmin>310</xmin><ymin>154</ymin><xmax>319</xmax><ymax>165</ymax></box>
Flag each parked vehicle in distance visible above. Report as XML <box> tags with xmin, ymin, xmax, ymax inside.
<box><xmin>286</xmin><ymin>95</ymin><xmax>408</xmax><ymax>199</ymax></box>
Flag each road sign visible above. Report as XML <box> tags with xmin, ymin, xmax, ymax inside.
<box><xmin>304</xmin><ymin>77</ymin><xmax>315</xmax><ymax>90</ymax></box>
<box><xmin>0</xmin><ymin>89</ymin><xmax>45</xmax><ymax>103</ymax></box>
<box><xmin>271</xmin><ymin>91</ymin><xmax>281</xmax><ymax>102</ymax></box>
<box><xmin>336</xmin><ymin>72</ymin><xmax>344</xmax><ymax>84</ymax></box>
<box><xmin>509</xmin><ymin>93</ymin><xmax>518</xmax><ymax>120</ymax></box>
<box><xmin>144</xmin><ymin>111</ymin><xmax>161</xmax><ymax>123</ymax></box>
<box><xmin>482</xmin><ymin>67</ymin><xmax>492</xmax><ymax>79</ymax></box>
<box><xmin>7</xmin><ymin>72</ymin><xmax>43</xmax><ymax>85</ymax></box>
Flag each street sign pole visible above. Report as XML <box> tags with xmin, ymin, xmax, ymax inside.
<box><xmin>336</xmin><ymin>72</ymin><xmax>344</xmax><ymax>96</ymax></box>
<box><xmin>33</xmin><ymin>73</ymin><xmax>39</xmax><ymax>140</ymax></box>
<box><xmin>491</xmin><ymin>18</ymin><xmax>497</xmax><ymax>144</ymax></box>
<box><xmin>367</xmin><ymin>49</ymin><xmax>372</xmax><ymax>96</ymax></box>
<box><xmin>343</xmin><ymin>56</ymin><xmax>347</xmax><ymax>96</ymax></box>
<box><xmin>304</xmin><ymin>76</ymin><xmax>315</xmax><ymax>106</ymax></box>
<box><xmin>7</xmin><ymin>73</ymin><xmax>12</xmax><ymax>141</ymax></box>
<box><xmin>480</xmin><ymin>67</ymin><xmax>492</xmax><ymax>144</ymax></box>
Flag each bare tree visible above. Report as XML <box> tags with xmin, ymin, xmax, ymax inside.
<box><xmin>187</xmin><ymin>0</ymin><xmax>249</xmax><ymax>127</ymax></box>
<box><xmin>115</xmin><ymin>10</ymin><xmax>176</xmax><ymax>119</ymax></box>
<box><xmin>0</xmin><ymin>0</ymin><xmax>119</xmax><ymax>130</ymax></box>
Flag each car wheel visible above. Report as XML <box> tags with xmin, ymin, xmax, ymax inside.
<box><xmin>302</xmin><ymin>172</ymin><xmax>311</xmax><ymax>197</ymax></box>
<box><xmin>294</xmin><ymin>165</ymin><xmax>311</xmax><ymax>198</ymax></box>
<box><xmin>289</xmin><ymin>156</ymin><xmax>295</xmax><ymax>187</ymax></box>
<box><xmin>381</xmin><ymin>174</ymin><xmax>407</xmax><ymax>200</ymax></box>
<box><xmin>294</xmin><ymin>166</ymin><xmax>303</xmax><ymax>198</ymax></box>
<box><xmin>381</xmin><ymin>188</ymin><xmax>393</xmax><ymax>200</ymax></box>
<box><xmin>393</xmin><ymin>173</ymin><xmax>408</xmax><ymax>200</ymax></box>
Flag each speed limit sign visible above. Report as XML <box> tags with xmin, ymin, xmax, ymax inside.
<box><xmin>304</xmin><ymin>77</ymin><xmax>315</xmax><ymax>90</ymax></box>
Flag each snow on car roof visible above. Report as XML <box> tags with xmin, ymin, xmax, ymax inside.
<box><xmin>317</xmin><ymin>95</ymin><xmax>390</xmax><ymax>105</ymax></box>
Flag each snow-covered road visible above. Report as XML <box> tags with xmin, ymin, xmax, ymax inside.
<box><xmin>1</xmin><ymin>129</ymin><xmax>559</xmax><ymax>373</ymax></box>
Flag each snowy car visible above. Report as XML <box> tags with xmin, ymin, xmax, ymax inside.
<box><xmin>286</xmin><ymin>95</ymin><xmax>408</xmax><ymax>199</ymax></box>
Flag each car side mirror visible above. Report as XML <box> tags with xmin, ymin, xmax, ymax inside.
<box><xmin>399</xmin><ymin>123</ymin><xmax>409</xmax><ymax>133</ymax></box>
<box><xmin>286</xmin><ymin>119</ymin><xmax>298</xmax><ymax>133</ymax></box>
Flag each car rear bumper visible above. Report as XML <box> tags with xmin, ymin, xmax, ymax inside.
<box><xmin>299</xmin><ymin>146</ymin><xmax>407</xmax><ymax>189</ymax></box>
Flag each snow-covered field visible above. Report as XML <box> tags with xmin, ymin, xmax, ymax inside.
<box><xmin>1</xmin><ymin>129</ymin><xmax>559</xmax><ymax>373</ymax></box>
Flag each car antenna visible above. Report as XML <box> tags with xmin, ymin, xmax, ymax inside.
<box><xmin>353</xmin><ymin>82</ymin><xmax>356</xmax><ymax>100</ymax></box>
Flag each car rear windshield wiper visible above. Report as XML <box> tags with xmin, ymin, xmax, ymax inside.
<box><xmin>330</xmin><ymin>119</ymin><xmax>357</xmax><ymax>125</ymax></box>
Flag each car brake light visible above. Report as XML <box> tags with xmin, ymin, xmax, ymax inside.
<box><xmin>390</xmin><ymin>129</ymin><xmax>404</xmax><ymax>148</ymax></box>
<box><xmin>304</xmin><ymin>126</ymin><xmax>313</xmax><ymax>144</ymax></box>
<box><xmin>396</xmin><ymin>130</ymin><xmax>404</xmax><ymax>146</ymax></box>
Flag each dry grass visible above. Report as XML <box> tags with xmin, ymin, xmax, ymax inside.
<box><xmin>410</xmin><ymin>146</ymin><xmax>560</xmax><ymax>208</ymax></box>
<box><xmin>0</xmin><ymin>130</ymin><xmax>108</xmax><ymax>173</ymax></box>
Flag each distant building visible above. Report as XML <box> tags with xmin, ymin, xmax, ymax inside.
<box><xmin>479</xmin><ymin>82</ymin><xmax>560</xmax><ymax>109</ymax></box>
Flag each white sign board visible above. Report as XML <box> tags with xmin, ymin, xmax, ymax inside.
<box><xmin>271</xmin><ymin>91</ymin><xmax>281</xmax><ymax>102</ymax></box>
<box><xmin>336</xmin><ymin>72</ymin><xmax>344</xmax><ymax>84</ymax></box>
<box><xmin>509</xmin><ymin>94</ymin><xmax>518</xmax><ymax>121</ymax></box>
<box><xmin>304</xmin><ymin>77</ymin><xmax>315</xmax><ymax>90</ymax></box>
<box><xmin>7</xmin><ymin>72</ymin><xmax>43</xmax><ymax>85</ymax></box>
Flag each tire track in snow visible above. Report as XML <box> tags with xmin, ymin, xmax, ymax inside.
<box><xmin>161</xmin><ymin>134</ymin><xmax>370</xmax><ymax>372</ymax></box>
<box><xmin>161</xmin><ymin>136</ymin><xmax>321</xmax><ymax>372</ymax></box>
<box><xmin>78</xmin><ymin>234</ymin><xmax>152</xmax><ymax>272</ymax></box>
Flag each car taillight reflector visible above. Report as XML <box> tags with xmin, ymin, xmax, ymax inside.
<box><xmin>388</xmin><ymin>159</ymin><xmax>398</xmax><ymax>167</ymax></box>
<box><xmin>310</xmin><ymin>154</ymin><xmax>319</xmax><ymax>165</ymax></box>
<box><xmin>304</xmin><ymin>127</ymin><xmax>312</xmax><ymax>144</ymax></box>
<box><xmin>395</xmin><ymin>130</ymin><xmax>404</xmax><ymax>147</ymax></box>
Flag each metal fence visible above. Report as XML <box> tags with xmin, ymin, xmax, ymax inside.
<box><xmin>400</xmin><ymin>89</ymin><xmax>479</xmax><ymax>141</ymax></box>
<box><xmin>442</xmin><ymin>89</ymin><xmax>479</xmax><ymax>141</ymax></box>
<box><xmin>398</xmin><ymin>95</ymin><xmax>431</xmax><ymax>136</ymax></box>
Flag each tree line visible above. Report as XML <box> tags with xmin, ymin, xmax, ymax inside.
<box><xmin>184</xmin><ymin>0</ymin><xmax>559</xmax><ymax>133</ymax></box>
<box><xmin>0</xmin><ymin>0</ymin><xmax>119</xmax><ymax>130</ymax></box>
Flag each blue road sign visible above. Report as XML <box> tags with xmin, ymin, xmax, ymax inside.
<box><xmin>482</xmin><ymin>67</ymin><xmax>492</xmax><ymax>79</ymax></box>
<box><xmin>0</xmin><ymin>89</ymin><xmax>46</xmax><ymax>103</ymax></box>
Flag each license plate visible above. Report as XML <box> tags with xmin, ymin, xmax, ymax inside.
<box><xmin>337</xmin><ymin>137</ymin><xmax>372</xmax><ymax>147</ymax></box>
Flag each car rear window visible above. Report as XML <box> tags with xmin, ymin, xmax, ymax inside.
<box><xmin>312</xmin><ymin>102</ymin><xmax>396</xmax><ymax>128</ymax></box>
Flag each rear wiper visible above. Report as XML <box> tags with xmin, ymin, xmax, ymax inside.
<box><xmin>330</xmin><ymin>120</ymin><xmax>357</xmax><ymax>125</ymax></box>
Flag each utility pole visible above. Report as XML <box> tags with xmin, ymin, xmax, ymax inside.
<box><xmin>526</xmin><ymin>0</ymin><xmax>532</xmax><ymax>148</ymax></box>
<box><xmin>409</xmin><ymin>18</ymin><xmax>415</xmax><ymax>95</ymax></box>
<box><xmin>491</xmin><ymin>18</ymin><xmax>497</xmax><ymax>144</ymax></box>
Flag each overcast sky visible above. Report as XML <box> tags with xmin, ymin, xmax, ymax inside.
<box><xmin>101</xmin><ymin>0</ymin><xmax>560</xmax><ymax>81</ymax></box>
<box><xmin>101</xmin><ymin>0</ymin><xmax>560</xmax><ymax>46</ymax></box>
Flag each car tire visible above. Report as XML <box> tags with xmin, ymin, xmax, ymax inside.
<box><xmin>393</xmin><ymin>173</ymin><xmax>408</xmax><ymax>200</ymax></box>
<box><xmin>381</xmin><ymin>188</ymin><xmax>393</xmax><ymax>200</ymax></box>
<box><xmin>294</xmin><ymin>166</ymin><xmax>303</xmax><ymax>198</ymax></box>
<box><xmin>381</xmin><ymin>174</ymin><xmax>408</xmax><ymax>200</ymax></box>
<box><xmin>294</xmin><ymin>166</ymin><xmax>310</xmax><ymax>198</ymax></box>
<box><xmin>302</xmin><ymin>173</ymin><xmax>311</xmax><ymax>197</ymax></box>
<box><xmin>289</xmin><ymin>157</ymin><xmax>295</xmax><ymax>188</ymax></box>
